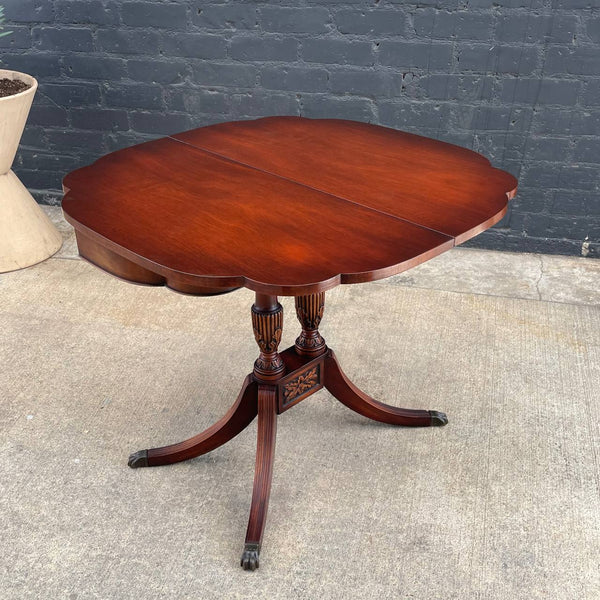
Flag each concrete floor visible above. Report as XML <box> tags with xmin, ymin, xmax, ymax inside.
<box><xmin>1</xmin><ymin>207</ymin><xmax>598</xmax><ymax>600</ymax></box>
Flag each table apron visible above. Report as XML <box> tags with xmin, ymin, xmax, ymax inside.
<box><xmin>266</xmin><ymin>347</ymin><xmax>327</xmax><ymax>414</ymax></box>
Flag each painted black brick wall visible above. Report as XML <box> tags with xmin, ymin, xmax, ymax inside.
<box><xmin>1</xmin><ymin>0</ymin><xmax>599</xmax><ymax>257</ymax></box>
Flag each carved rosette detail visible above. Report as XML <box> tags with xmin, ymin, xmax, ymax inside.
<box><xmin>252</xmin><ymin>303</ymin><xmax>285</xmax><ymax>381</ymax></box>
<box><xmin>295</xmin><ymin>293</ymin><xmax>326</xmax><ymax>357</ymax></box>
<box><xmin>283</xmin><ymin>367</ymin><xmax>319</xmax><ymax>405</ymax></box>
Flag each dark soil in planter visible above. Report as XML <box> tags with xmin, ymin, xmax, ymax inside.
<box><xmin>0</xmin><ymin>78</ymin><xmax>31</xmax><ymax>98</ymax></box>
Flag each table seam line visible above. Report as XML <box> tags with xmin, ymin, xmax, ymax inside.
<box><xmin>167</xmin><ymin>135</ymin><xmax>457</xmax><ymax>245</ymax></box>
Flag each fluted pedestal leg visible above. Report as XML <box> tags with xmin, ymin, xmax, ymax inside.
<box><xmin>127</xmin><ymin>290</ymin><xmax>447</xmax><ymax>571</ymax></box>
<box><xmin>240</xmin><ymin>386</ymin><xmax>278</xmax><ymax>570</ymax></box>
<box><xmin>241</xmin><ymin>294</ymin><xmax>285</xmax><ymax>569</ymax></box>
<box><xmin>294</xmin><ymin>292</ymin><xmax>326</xmax><ymax>357</ymax></box>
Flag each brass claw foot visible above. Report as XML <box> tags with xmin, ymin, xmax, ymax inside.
<box><xmin>241</xmin><ymin>543</ymin><xmax>260</xmax><ymax>571</ymax></box>
<box><xmin>429</xmin><ymin>411</ymin><xmax>448</xmax><ymax>426</ymax></box>
<box><xmin>128</xmin><ymin>449</ymin><xmax>149</xmax><ymax>468</ymax></box>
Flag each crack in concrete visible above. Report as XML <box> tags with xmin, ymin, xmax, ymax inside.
<box><xmin>534</xmin><ymin>254</ymin><xmax>545</xmax><ymax>301</ymax></box>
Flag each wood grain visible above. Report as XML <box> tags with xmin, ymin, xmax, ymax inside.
<box><xmin>242</xmin><ymin>384</ymin><xmax>278</xmax><ymax>568</ymax></box>
<box><xmin>172</xmin><ymin>117</ymin><xmax>518</xmax><ymax>243</ymax></box>
<box><xmin>62</xmin><ymin>117</ymin><xmax>517</xmax><ymax>296</ymax></box>
<box><xmin>324</xmin><ymin>350</ymin><xmax>435</xmax><ymax>426</ymax></box>
<box><xmin>144</xmin><ymin>375</ymin><xmax>258</xmax><ymax>467</ymax></box>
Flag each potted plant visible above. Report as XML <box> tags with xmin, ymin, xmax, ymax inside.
<box><xmin>0</xmin><ymin>4</ymin><xmax>61</xmax><ymax>273</ymax></box>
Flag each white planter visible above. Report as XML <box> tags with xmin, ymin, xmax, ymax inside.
<box><xmin>0</xmin><ymin>69</ymin><xmax>62</xmax><ymax>273</ymax></box>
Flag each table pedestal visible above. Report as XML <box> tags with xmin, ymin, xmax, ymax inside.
<box><xmin>128</xmin><ymin>292</ymin><xmax>447</xmax><ymax>570</ymax></box>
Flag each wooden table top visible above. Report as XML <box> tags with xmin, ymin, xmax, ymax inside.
<box><xmin>62</xmin><ymin>117</ymin><xmax>517</xmax><ymax>297</ymax></box>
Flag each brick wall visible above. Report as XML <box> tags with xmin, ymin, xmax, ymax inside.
<box><xmin>1</xmin><ymin>0</ymin><xmax>599</xmax><ymax>257</ymax></box>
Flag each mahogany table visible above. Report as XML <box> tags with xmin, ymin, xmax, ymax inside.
<box><xmin>62</xmin><ymin>117</ymin><xmax>517</xmax><ymax>570</ymax></box>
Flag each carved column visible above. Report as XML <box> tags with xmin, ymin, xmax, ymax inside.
<box><xmin>252</xmin><ymin>294</ymin><xmax>285</xmax><ymax>382</ymax></box>
<box><xmin>294</xmin><ymin>292</ymin><xmax>326</xmax><ymax>357</ymax></box>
